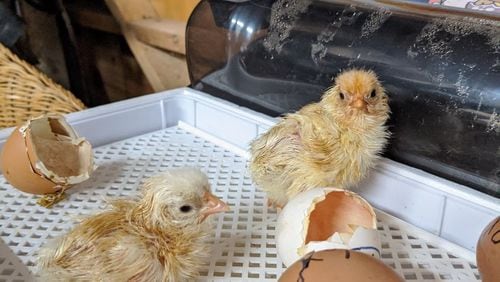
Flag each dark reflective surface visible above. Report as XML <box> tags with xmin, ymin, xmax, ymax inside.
<box><xmin>186</xmin><ymin>0</ymin><xmax>500</xmax><ymax>197</ymax></box>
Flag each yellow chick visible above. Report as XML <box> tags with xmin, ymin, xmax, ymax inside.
<box><xmin>249</xmin><ymin>69</ymin><xmax>390</xmax><ymax>207</ymax></box>
<box><xmin>37</xmin><ymin>167</ymin><xmax>229</xmax><ymax>282</ymax></box>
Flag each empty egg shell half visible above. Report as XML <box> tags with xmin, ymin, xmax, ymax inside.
<box><xmin>276</xmin><ymin>187</ymin><xmax>381</xmax><ymax>267</ymax></box>
<box><xmin>0</xmin><ymin>114</ymin><xmax>95</xmax><ymax>195</ymax></box>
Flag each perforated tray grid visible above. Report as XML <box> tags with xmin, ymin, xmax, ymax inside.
<box><xmin>0</xmin><ymin>126</ymin><xmax>480</xmax><ymax>281</ymax></box>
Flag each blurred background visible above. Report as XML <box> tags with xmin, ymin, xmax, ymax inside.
<box><xmin>0</xmin><ymin>0</ymin><xmax>199</xmax><ymax>107</ymax></box>
<box><xmin>1</xmin><ymin>0</ymin><xmax>489</xmax><ymax>108</ymax></box>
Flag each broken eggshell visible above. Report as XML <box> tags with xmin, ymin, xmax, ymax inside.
<box><xmin>276</xmin><ymin>187</ymin><xmax>381</xmax><ymax>267</ymax></box>
<box><xmin>0</xmin><ymin>114</ymin><xmax>95</xmax><ymax>195</ymax></box>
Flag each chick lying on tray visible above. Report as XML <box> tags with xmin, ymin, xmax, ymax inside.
<box><xmin>37</xmin><ymin>167</ymin><xmax>229</xmax><ymax>282</ymax></box>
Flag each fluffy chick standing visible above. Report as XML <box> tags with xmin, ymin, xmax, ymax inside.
<box><xmin>250</xmin><ymin>69</ymin><xmax>390</xmax><ymax>207</ymax></box>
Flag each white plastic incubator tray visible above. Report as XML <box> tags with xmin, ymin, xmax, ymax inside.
<box><xmin>0</xmin><ymin>88</ymin><xmax>498</xmax><ymax>281</ymax></box>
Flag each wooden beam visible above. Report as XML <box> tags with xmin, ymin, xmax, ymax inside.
<box><xmin>150</xmin><ymin>0</ymin><xmax>200</xmax><ymax>22</ymax></box>
<box><xmin>129</xmin><ymin>19</ymin><xmax>186</xmax><ymax>55</ymax></box>
<box><xmin>67</xmin><ymin>7</ymin><xmax>121</xmax><ymax>34</ymax></box>
<box><xmin>104</xmin><ymin>0</ymin><xmax>190</xmax><ymax>91</ymax></box>
<box><xmin>104</xmin><ymin>0</ymin><xmax>159</xmax><ymax>22</ymax></box>
<box><xmin>140</xmin><ymin>45</ymin><xmax>189</xmax><ymax>89</ymax></box>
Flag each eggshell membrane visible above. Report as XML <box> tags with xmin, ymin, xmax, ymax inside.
<box><xmin>476</xmin><ymin>216</ymin><xmax>499</xmax><ymax>282</ymax></box>
<box><xmin>25</xmin><ymin>116</ymin><xmax>93</xmax><ymax>185</ymax></box>
<box><xmin>278</xmin><ymin>249</ymin><xmax>404</xmax><ymax>282</ymax></box>
<box><xmin>302</xmin><ymin>226</ymin><xmax>381</xmax><ymax>258</ymax></box>
<box><xmin>305</xmin><ymin>189</ymin><xmax>375</xmax><ymax>243</ymax></box>
<box><xmin>277</xmin><ymin>188</ymin><xmax>378</xmax><ymax>266</ymax></box>
<box><xmin>0</xmin><ymin>126</ymin><xmax>57</xmax><ymax>194</ymax></box>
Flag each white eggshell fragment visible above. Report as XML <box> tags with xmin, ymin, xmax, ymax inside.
<box><xmin>276</xmin><ymin>187</ymin><xmax>381</xmax><ymax>267</ymax></box>
<box><xmin>349</xmin><ymin>226</ymin><xmax>382</xmax><ymax>257</ymax></box>
<box><xmin>302</xmin><ymin>226</ymin><xmax>381</xmax><ymax>257</ymax></box>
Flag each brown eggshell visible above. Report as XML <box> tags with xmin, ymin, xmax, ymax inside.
<box><xmin>1</xmin><ymin>114</ymin><xmax>94</xmax><ymax>196</ymax></box>
<box><xmin>476</xmin><ymin>216</ymin><xmax>500</xmax><ymax>282</ymax></box>
<box><xmin>305</xmin><ymin>189</ymin><xmax>376</xmax><ymax>243</ymax></box>
<box><xmin>0</xmin><ymin>126</ymin><xmax>58</xmax><ymax>194</ymax></box>
<box><xmin>279</xmin><ymin>249</ymin><xmax>403</xmax><ymax>282</ymax></box>
<box><xmin>277</xmin><ymin>188</ymin><xmax>381</xmax><ymax>266</ymax></box>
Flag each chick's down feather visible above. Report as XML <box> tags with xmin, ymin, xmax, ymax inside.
<box><xmin>37</xmin><ymin>167</ymin><xmax>228</xmax><ymax>282</ymax></box>
<box><xmin>249</xmin><ymin>69</ymin><xmax>390</xmax><ymax>207</ymax></box>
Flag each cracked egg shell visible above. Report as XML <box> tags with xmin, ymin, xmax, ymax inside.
<box><xmin>279</xmin><ymin>249</ymin><xmax>404</xmax><ymax>282</ymax></box>
<box><xmin>277</xmin><ymin>187</ymin><xmax>381</xmax><ymax>267</ymax></box>
<box><xmin>0</xmin><ymin>114</ymin><xmax>94</xmax><ymax>195</ymax></box>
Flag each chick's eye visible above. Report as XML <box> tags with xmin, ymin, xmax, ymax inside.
<box><xmin>370</xmin><ymin>90</ymin><xmax>377</xmax><ymax>98</ymax></box>
<box><xmin>179</xmin><ymin>205</ymin><xmax>192</xmax><ymax>213</ymax></box>
<box><xmin>339</xmin><ymin>92</ymin><xmax>345</xmax><ymax>100</ymax></box>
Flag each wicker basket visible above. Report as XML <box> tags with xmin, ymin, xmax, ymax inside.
<box><xmin>0</xmin><ymin>43</ymin><xmax>86</xmax><ymax>129</ymax></box>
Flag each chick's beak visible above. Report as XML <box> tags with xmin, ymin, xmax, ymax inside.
<box><xmin>350</xmin><ymin>98</ymin><xmax>367</xmax><ymax>111</ymax></box>
<box><xmin>200</xmin><ymin>192</ymin><xmax>229</xmax><ymax>221</ymax></box>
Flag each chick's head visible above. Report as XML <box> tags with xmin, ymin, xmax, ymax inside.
<box><xmin>136</xmin><ymin>167</ymin><xmax>228</xmax><ymax>228</ymax></box>
<box><xmin>323</xmin><ymin>69</ymin><xmax>389</xmax><ymax>118</ymax></box>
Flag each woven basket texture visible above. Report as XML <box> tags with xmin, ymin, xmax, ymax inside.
<box><xmin>0</xmin><ymin>43</ymin><xmax>85</xmax><ymax>128</ymax></box>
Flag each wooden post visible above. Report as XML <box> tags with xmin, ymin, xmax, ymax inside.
<box><xmin>104</xmin><ymin>0</ymin><xmax>193</xmax><ymax>91</ymax></box>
